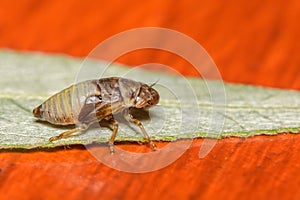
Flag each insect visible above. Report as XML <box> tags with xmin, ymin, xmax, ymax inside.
<box><xmin>33</xmin><ymin>77</ymin><xmax>159</xmax><ymax>153</ymax></box>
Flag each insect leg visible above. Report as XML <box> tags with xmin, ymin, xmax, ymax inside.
<box><xmin>90</xmin><ymin>103</ymin><xmax>121</xmax><ymax>154</ymax></box>
<box><xmin>49</xmin><ymin>124</ymin><xmax>88</xmax><ymax>142</ymax></box>
<box><xmin>123</xmin><ymin>109</ymin><xmax>156</xmax><ymax>150</ymax></box>
<box><xmin>104</xmin><ymin>116</ymin><xmax>118</xmax><ymax>154</ymax></box>
<box><xmin>49</xmin><ymin>95</ymin><xmax>102</xmax><ymax>142</ymax></box>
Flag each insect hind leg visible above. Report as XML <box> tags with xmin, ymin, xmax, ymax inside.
<box><xmin>49</xmin><ymin>124</ymin><xmax>89</xmax><ymax>142</ymax></box>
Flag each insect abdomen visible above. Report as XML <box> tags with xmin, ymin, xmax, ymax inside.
<box><xmin>35</xmin><ymin>80</ymin><xmax>101</xmax><ymax>125</ymax></box>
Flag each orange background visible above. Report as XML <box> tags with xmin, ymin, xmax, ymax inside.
<box><xmin>0</xmin><ymin>0</ymin><xmax>300</xmax><ymax>199</ymax></box>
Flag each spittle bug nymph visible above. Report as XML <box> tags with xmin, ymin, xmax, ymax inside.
<box><xmin>33</xmin><ymin>77</ymin><xmax>159</xmax><ymax>153</ymax></box>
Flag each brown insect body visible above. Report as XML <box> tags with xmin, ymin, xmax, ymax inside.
<box><xmin>33</xmin><ymin>77</ymin><xmax>159</xmax><ymax>153</ymax></box>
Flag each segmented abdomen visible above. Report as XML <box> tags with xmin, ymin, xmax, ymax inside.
<box><xmin>39</xmin><ymin>80</ymin><xmax>101</xmax><ymax>125</ymax></box>
<box><xmin>36</xmin><ymin>77</ymin><xmax>140</xmax><ymax>125</ymax></box>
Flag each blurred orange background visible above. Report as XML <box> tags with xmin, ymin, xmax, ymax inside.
<box><xmin>0</xmin><ymin>0</ymin><xmax>299</xmax><ymax>199</ymax></box>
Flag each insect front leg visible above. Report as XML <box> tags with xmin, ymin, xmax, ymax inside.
<box><xmin>123</xmin><ymin>109</ymin><xmax>156</xmax><ymax>150</ymax></box>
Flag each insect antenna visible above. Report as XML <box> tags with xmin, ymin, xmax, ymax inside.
<box><xmin>149</xmin><ymin>79</ymin><xmax>160</xmax><ymax>88</ymax></box>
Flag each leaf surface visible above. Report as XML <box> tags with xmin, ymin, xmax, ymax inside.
<box><xmin>0</xmin><ymin>50</ymin><xmax>299</xmax><ymax>148</ymax></box>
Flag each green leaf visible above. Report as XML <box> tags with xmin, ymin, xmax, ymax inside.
<box><xmin>0</xmin><ymin>50</ymin><xmax>299</xmax><ymax>149</ymax></box>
